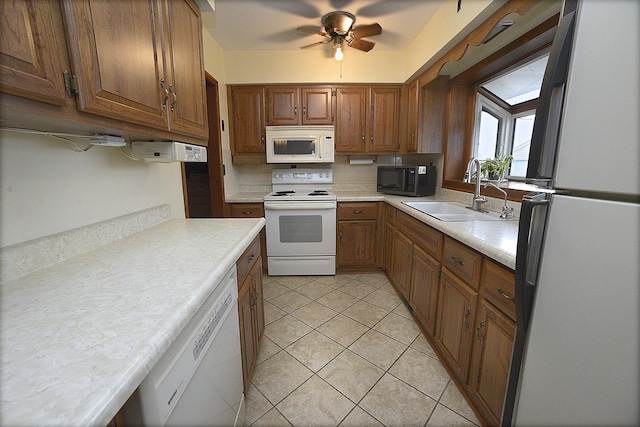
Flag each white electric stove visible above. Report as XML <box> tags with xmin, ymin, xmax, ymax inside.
<box><xmin>263</xmin><ymin>168</ymin><xmax>336</xmax><ymax>275</ymax></box>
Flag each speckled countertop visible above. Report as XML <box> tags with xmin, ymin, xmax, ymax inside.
<box><xmin>0</xmin><ymin>217</ymin><xmax>265</xmax><ymax>427</ymax></box>
<box><xmin>226</xmin><ymin>190</ymin><xmax>518</xmax><ymax>269</ymax></box>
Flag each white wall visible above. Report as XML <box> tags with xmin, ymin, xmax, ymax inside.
<box><xmin>0</xmin><ymin>130</ymin><xmax>185</xmax><ymax>248</ymax></box>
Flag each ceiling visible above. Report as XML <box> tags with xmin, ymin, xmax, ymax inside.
<box><xmin>202</xmin><ymin>0</ymin><xmax>446</xmax><ymax>52</ymax></box>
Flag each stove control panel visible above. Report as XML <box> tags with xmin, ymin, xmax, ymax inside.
<box><xmin>272</xmin><ymin>168</ymin><xmax>333</xmax><ymax>184</ymax></box>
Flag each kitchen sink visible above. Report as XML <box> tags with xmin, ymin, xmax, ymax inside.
<box><xmin>402</xmin><ymin>201</ymin><xmax>512</xmax><ymax>222</ymax></box>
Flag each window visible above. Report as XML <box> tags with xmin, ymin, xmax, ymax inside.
<box><xmin>472</xmin><ymin>54</ymin><xmax>548</xmax><ymax>178</ymax></box>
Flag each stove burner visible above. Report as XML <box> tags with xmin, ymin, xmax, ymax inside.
<box><xmin>273</xmin><ymin>191</ymin><xmax>295</xmax><ymax>196</ymax></box>
<box><xmin>309</xmin><ymin>190</ymin><xmax>329</xmax><ymax>196</ymax></box>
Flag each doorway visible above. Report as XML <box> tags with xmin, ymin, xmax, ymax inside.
<box><xmin>183</xmin><ymin>73</ymin><xmax>225</xmax><ymax>218</ymax></box>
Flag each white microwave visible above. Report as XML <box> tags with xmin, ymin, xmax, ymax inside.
<box><xmin>265</xmin><ymin>125</ymin><xmax>334</xmax><ymax>163</ymax></box>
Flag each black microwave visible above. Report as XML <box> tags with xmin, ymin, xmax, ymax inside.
<box><xmin>377</xmin><ymin>165</ymin><xmax>436</xmax><ymax>197</ymax></box>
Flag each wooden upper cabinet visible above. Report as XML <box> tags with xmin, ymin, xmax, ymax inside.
<box><xmin>369</xmin><ymin>86</ymin><xmax>400</xmax><ymax>153</ymax></box>
<box><xmin>0</xmin><ymin>0</ymin><xmax>72</xmax><ymax>106</ymax></box>
<box><xmin>335</xmin><ymin>86</ymin><xmax>367</xmax><ymax>152</ymax></box>
<box><xmin>266</xmin><ymin>86</ymin><xmax>298</xmax><ymax>125</ymax></box>
<box><xmin>161</xmin><ymin>0</ymin><xmax>208</xmax><ymax>138</ymax></box>
<box><xmin>404</xmin><ymin>79</ymin><xmax>419</xmax><ymax>153</ymax></box>
<box><xmin>229</xmin><ymin>86</ymin><xmax>266</xmax><ymax>154</ymax></box>
<box><xmin>301</xmin><ymin>86</ymin><xmax>333</xmax><ymax>124</ymax></box>
<box><xmin>61</xmin><ymin>0</ymin><xmax>207</xmax><ymax>139</ymax></box>
<box><xmin>417</xmin><ymin>75</ymin><xmax>448</xmax><ymax>153</ymax></box>
<box><xmin>335</xmin><ymin>86</ymin><xmax>400</xmax><ymax>154</ymax></box>
<box><xmin>266</xmin><ymin>86</ymin><xmax>333</xmax><ymax>125</ymax></box>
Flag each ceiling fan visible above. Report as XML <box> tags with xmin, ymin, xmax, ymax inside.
<box><xmin>297</xmin><ymin>11</ymin><xmax>382</xmax><ymax>60</ymax></box>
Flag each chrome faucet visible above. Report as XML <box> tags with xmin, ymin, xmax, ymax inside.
<box><xmin>485</xmin><ymin>182</ymin><xmax>515</xmax><ymax>219</ymax></box>
<box><xmin>464</xmin><ymin>157</ymin><xmax>487</xmax><ymax>211</ymax></box>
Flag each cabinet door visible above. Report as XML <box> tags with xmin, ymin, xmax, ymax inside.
<box><xmin>410</xmin><ymin>245</ymin><xmax>440</xmax><ymax>336</ymax></box>
<box><xmin>435</xmin><ymin>268</ymin><xmax>478</xmax><ymax>382</ymax></box>
<box><xmin>62</xmin><ymin>0</ymin><xmax>169</xmax><ymax>130</ymax></box>
<box><xmin>368</xmin><ymin>87</ymin><xmax>400</xmax><ymax>153</ymax></box>
<box><xmin>238</xmin><ymin>279</ymin><xmax>255</xmax><ymax>392</ymax></box>
<box><xmin>383</xmin><ymin>222</ymin><xmax>395</xmax><ymax>275</ymax></box>
<box><xmin>161</xmin><ymin>0</ymin><xmax>207</xmax><ymax>138</ymax></box>
<box><xmin>337</xmin><ymin>220</ymin><xmax>377</xmax><ymax>267</ymax></box>
<box><xmin>301</xmin><ymin>86</ymin><xmax>333</xmax><ymax>125</ymax></box>
<box><xmin>266</xmin><ymin>86</ymin><xmax>299</xmax><ymax>125</ymax></box>
<box><xmin>230</xmin><ymin>86</ymin><xmax>266</xmax><ymax>154</ymax></box>
<box><xmin>335</xmin><ymin>86</ymin><xmax>367</xmax><ymax>152</ymax></box>
<box><xmin>251</xmin><ymin>260</ymin><xmax>265</xmax><ymax>345</ymax></box>
<box><xmin>470</xmin><ymin>301</ymin><xmax>515</xmax><ymax>426</ymax></box>
<box><xmin>391</xmin><ymin>230</ymin><xmax>412</xmax><ymax>299</ymax></box>
<box><xmin>405</xmin><ymin>80</ymin><xmax>419</xmax><ymax>153</ymax></box>
<box><xmin>418</xmin><ymin>75</ymin><xmax>448</xmax><ymax>153</ymax></box>
<box><xmin>0</xmin><ymin>0</ymin><xmax>71</xmax><ymax>106</ymax></box>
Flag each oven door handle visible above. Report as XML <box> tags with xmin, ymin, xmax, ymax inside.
<box><xmin>264</xmin><ymin>202</ymin><xmax>336</xmax><ymax>210</ymax></box>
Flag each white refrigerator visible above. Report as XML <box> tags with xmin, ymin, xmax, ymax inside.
<box><xmin>503</xmin><ymin>0</ymin><xmax>640</xmax><ymax>425</ymax></box>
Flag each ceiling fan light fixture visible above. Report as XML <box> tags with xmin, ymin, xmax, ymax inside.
<box><xmin>335</xmin><ymin>46</ymin><xmax>344</xmax><ymax>61</ymax></box>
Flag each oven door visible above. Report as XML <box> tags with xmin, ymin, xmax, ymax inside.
<box><xmin>264</xmin><ymin>201</ymin><xmax>336</xmax><ymax>256</ymax></box>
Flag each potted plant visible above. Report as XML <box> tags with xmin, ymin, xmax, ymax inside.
<box><xmin>480</xmin><ymin>155</ymin><xmax>513</xmax><ymax>181</ymax></box>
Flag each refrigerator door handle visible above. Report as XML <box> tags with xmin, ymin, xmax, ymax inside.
<box><xmin>526</xmin><ymin>10</ymin><xmax>576</xmax><ymax>182</ymax></box>
<box><xmin>515</xmin><ymin>193</ymin><xmax>550</xmax><ymax>333</ymax></box>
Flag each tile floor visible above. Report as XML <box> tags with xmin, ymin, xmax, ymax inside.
<box><xmin>245</xmin><ymin>273</ymin><xmax>481</xmax><ymax>427</ymax></box>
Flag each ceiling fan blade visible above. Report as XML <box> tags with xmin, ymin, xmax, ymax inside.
<box><xmin>348</xmin><ymin>38</ymin><xmax>375</xmax><ymax>52</ymax></box>
<box><xmin>352</xmin><ymin>23</ymin><xmax>382</xmax><ymax>38</ymax></box>
<box><xmin>300</xmin><ymin>40</ymin><xmax>331</xmax><ymax>49</ymax></box>
<box><xmin>297</xmin><ymin>27</ymin><xmax>329</xmax><ymax>37</ymax></box>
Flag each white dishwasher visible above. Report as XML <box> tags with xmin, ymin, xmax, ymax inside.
<box><xmin>123</xmin><ymin>266</ymin><xmax>245</xmax><ymax>427</ymax></box>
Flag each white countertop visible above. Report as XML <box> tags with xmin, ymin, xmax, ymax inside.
<box><xmin>1</xmin><ymin>217</ymin><xmax>265</xmax><ymax>427</ymax></box>
<box><xmin>226</xmin><ymin>190</ymin><xmax>518</xmax><ymax>269</ymax></box>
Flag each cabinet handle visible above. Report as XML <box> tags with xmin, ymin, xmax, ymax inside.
<box><xmin>497</xmin><ymin>287</ymin><xmax>515</xmax><ymax>301</ymax></box>
<box><xmin>261</xmin><ymin>134</ymin><xmax>265</xmax><ymax>146</ymax></box>
<box><xmin>294</xmin><ymin>105</ymin><xmax>298</xmax><ymax>116</ymax></box>
<box><xmin>370</xmin><ymin>132</ymin><xmax>373</xmax><ymax>144</ymax></box>
<box><xmin>464</xmin><ymin>307</ymin><xmax>472</xmax><ymax>329</ymax></box>
<box><xmin>169</xmin><ymin>83</ymin><xmax>177</xmax><ymax>112</ymax></box>
<box><xmin>248</xmin><ymin>254</ymin><xmax>255</xmax><ymax>263</ymax></box>
<box><xmin>303</xmin><ymin>106</ymin><xmax>306</xmax><ymax>117</ymax></box>
<box><xmin>451</xmin><ymin>255</ymin><xmax>464</xmax><ymax>266</ymax></box>
<box><xmin>477</xmin><ymin>320</ymin><xmax>485</xmax><ymax>342</ymax></box>
<box><xmin>339</xmin><ymin>231</ymin><xmax>343</xmax><ymax>243</ymax></box>
<box><xmin>243</xmin><ymin>211</ymin><xmax>253</xmax><ymax>215</ymax></box>
<box><xmin>361</xmin><ymin>132</ymin><xmax>365</xmax><ymax>143</ymax></box>
<box><xmin>160</xmin><ymin>79</ymin><xmax>169</xmax><ymax>109</ymax></box>
<box><xmin>352</xmin><ymin>210</ymin><xmax>362</xmax><ymax>214</ymax></box>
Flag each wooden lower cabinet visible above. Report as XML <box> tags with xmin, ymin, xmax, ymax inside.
<box><xmin>337</xmin><ymin>202</ymin><xmax>379</xmax><ymax>269</ymax></box>
<box><xmin>434</xmin><ymin>268</ymin><xmax>478</xmax><ymax>382</ymax></box>
<box><xmin>409</xmin><ymin>245</ymin><xmax>440</xmax><ymax>336</ymax></box>
<box><xmin>237</xmin><ymin>236</ymin><xmax>265</xmax><ymax>392</ymax></box>
<box><xmin>468</xmin><ymin>300</ymin><xmax>516</xmax><ymax>426</ymax></box>
<box><xmin>390</xmin><ymin>228</ymin><xmax>413</xmax><ymax>299</ymax></box>
<box><xmin>381</xmin><ymin>203</ymin><xmax>517</xmax><ymax>426</ymax></box>
<box><xmin>227</xmin><ymin>203</ymin><xmax>267</xmax><ymax>271</ymax></box>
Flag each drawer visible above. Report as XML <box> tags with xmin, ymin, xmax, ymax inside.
<box><xmin>385</xmin><ymin>204</ymin><xmax>397</xmax><ymax>225</ymax></box>
<box><xmin>442</xmin><ymin>236</ymin><xmax>482</xmax><ymax>289</ymax></box>
<box><xmin>337</xmin><ymin>202</ymin><xmax>378</xmax><ymax>220</ymax></box>
<box><xmin>397</xmin><ymin>211</ymin><xmax>443</xmax><ymax>260</ymax></box>
<box><xmin>229</xmin><ymin>203</ymin><xmax>264</xmax><ymax>218</ymax></box>
<box><xmin>237</xmin><ymin>235</ymin><xmax>261</xmax><ymax>286</ymax></box>
<box><xmin>481</xmin><ymin>258</ymin><xmax>516</xmax><ymax>321</ymax></box>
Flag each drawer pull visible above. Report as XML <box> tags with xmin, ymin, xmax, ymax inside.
<box><xmin>451</xmin><ymin>255</ymin><xmax>464</xmax><ymax>266</ymax></box>
<box><xmin>497</xmin><ymin>287</ymin><xmax>515</xmax><ymax>301</ymax></box>
<box><xmin>477</xmin><ymin>320</ymin><xmax>485</xmax><ymax>342</ymax></box>
<box><xmin>243</xmin><ymin>211</ymin><xmax>253</xmax><ymax>215</ymax></box>
<box><xmin>248</xmin><ymin>254</ymin><xmax>255</xmax><ymax>263</ymax></box>
<box><xmin>352</xmin><ymin>210</ymin><xmax>362</xmax><ymax>214</ymax></box>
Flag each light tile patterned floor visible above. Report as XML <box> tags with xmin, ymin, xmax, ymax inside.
<box><xmin>246</xmin><ymin>273</ymin><xmax>481</xmax><ymax>427</ymax></box>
